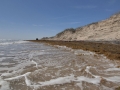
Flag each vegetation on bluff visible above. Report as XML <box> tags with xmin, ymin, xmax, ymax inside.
<box><xmin>56</xmin><ymin>28</ymin><xmax>75</xmax><ymax>38</ymax></box>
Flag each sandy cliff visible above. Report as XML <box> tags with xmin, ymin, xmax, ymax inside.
<box><xmin>43</xmin><ymin>13</ymin><xmax>120</xmax><ymax>41</ymax></box>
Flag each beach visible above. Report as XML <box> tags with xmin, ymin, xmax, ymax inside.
<box><xmin>0</xmin><ymin>40</ymin><xmax>120</xmax><ymax>90</ymax></box>
<box><xmin>29</xmin><ymin>40</ymin><xmax>120</xmax><ymax>61</ymax></box>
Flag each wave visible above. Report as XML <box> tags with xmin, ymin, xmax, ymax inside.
<box><xmin>0</xmin><ymin>40</ymin><xmax>28</xmax><ymax>46</ymax></box>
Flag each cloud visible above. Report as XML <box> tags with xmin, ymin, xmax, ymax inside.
<box><xmin>74</xmin><ymin>5</ymin><xmax>97</xmax><ymax>9</ymax></box>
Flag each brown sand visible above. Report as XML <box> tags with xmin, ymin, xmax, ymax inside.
<box><xmin>23</xmin><ymin>40</ymin><xmax>120</xmax><ymax>90</ymax></box>
<box><xmin>28</xmin><ymin>40</ymin><xmax>120</xmax><ymax>61</ymax></box>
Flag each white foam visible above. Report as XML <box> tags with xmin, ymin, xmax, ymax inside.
<box><xmin>0</xmin><ymin>77</ymin><xmax>10</xmax><ymax>90</ymax></box>
<box><xmin>0</xmin><ymin>63</ymin><xmax>14</xmax><ymax>65</ymax></box>
<box><xmin>109</xmin><ymin>63</ymin><xmax>115</xmax><ymax>67</ymax></box>
<box><xmin>76</xmin><ymin>82</ymin><xmax>83</xmax><ymax>90</ymax></box>
<box><xmin>1</xmin><ymin>73</ymin><xmax>11</xmax><ymax>77</ymax></box>
<box><xmin>85</xmin><ymin>66</ymin><xmax>93</xmax><ymax>76</ymax></box>
<box><xmin>0</xmin><ymin>57</ymin><xmax>7</xmax><ymax>61</ymax></box>
<box><xmin>14</xmin><ymin>41</ymin><xmax>28</xmax><ymax>44</ymax></box>
<box><xmin>4</xmin><ymin>72</ymin><xmax>31</xmax><ymax>87</ymax></box>
<box><xmin>0</xmin><ymin>42</ymin><xmax>14</xmax><ymax>45</ymax></box>
<box><xmin>74</xmin><ymin>50</ymin><xmax>95</xmax><ymax>56</ymax></box>
<box><xmin>5</xmin><ymin>72</ymin><xmax>31</xmax><ymax>80</ymax></box>
<box><xmin>24</xmin><ymin>73</ymin><xmax>32</xmax><ymax>86</ymax></box>
<box><xmin>3</xmin><ymin>70</ymin><xmax>120</xmax><ymax>89</ymax></box>
<box><xmin>85</xmin><ymin>66</ymin><xmax>101</xmax><ymax>79</ymax></box>
<box><xmin>32</xmin><ymin>60</ymin><xmax>38</xmax><ymax>68</ymax></box>
<box><xmin>5</xmin><ymin>74</ymin><xmax>24</xmax><ymax>80</ymax></box>
<box><xmin>36</xmin><ymin>72</ymin><xmax>118</xmax><ymax>87</ymax></box>
<box><xmin>105</xmin><ymin>68</ymin><xmax>120</xmax><ymax>71</ymax></box>
<box><xmin>39</xmin><ymin>75</ymin><xmax>75</xmax><ymax>86</ymax></box>
<box><xmin>0</xmin><ymin>60</ymin><xmax>34</xmax><ymax>76</ymax></box>
<box><xmin>0</xmin><ymin>40</ymin><xmax>28</xmax><ymax>46</ymax></box>
<box><xmin>104</xmin><ymin>76</ymin><xmax>120</xmax><ymax>82</ymax></box>
<box><xmin>76</xmin><ymin>76</ymin><xmax>101</xmax><ymax>85</ymax></box>
<box><xmin>31</xmin><ymin>75</ymin><xmax>101</xmax><ymax>88</ymax></box>
<box><xmin>0</xmin><ymin>53</ymin><xmax>4</xmax><ymax>55</ymax></box>
<box><xmin>54</xmin><ymin>45</ymin><xmax>72</xmax><ymax>51</ymax></box>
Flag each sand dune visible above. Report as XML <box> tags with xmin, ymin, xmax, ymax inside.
<box><xmin>43</xmin><ymin>13</ymin><xmax>120</xmax><ymax>41</ymax></box>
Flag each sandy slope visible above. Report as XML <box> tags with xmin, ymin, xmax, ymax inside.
<box><xmin>44</xmin><ymin>13</ymin><xmax>120</xmax><ymax>41</ymax></box>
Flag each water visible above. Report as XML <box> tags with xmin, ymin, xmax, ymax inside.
<box><xmin>0</xmin><ymin>39</ymin><xmax>120</xmax><ymax>90</ymax></box>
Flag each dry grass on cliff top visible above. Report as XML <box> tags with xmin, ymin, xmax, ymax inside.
<box><xmin>28</xmin><ymin>40</ymin><xmax>120</xmax><ymax>61</ymax></box>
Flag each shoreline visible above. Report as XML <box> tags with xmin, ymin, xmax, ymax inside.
<box><xmin>27</xmin><ymin>40</ymin><xmax>120</xmax><ymax>61</ymax></box>
<box><xmin>1</xmin><ymin>40</ymin><xmax>120</xmax><ymax>89</ymax></box>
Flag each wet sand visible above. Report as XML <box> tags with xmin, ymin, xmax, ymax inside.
<box><xmin>3</xmin><ymin>49</ymin><xmax>120</xmax><ymax>90</ymax></box>
<box><xmin>1</xmin><ymin>40</ymin><xmax>120</xmax><ymax>90</ymax></box>
<box><xmin>29</xmin><ymin>40</ymin><xmax>120</xmax><ymax>61</ymax></box>
<box><xmin>20</xmin><ymin>40</ymin><xmax>120</xmax><ymax>90</ymax></box>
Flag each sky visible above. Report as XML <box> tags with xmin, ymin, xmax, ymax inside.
<box><xmin>0</xmin><ymin>0</ymin><xmax>120</xmax><ymax>40</ymax></box>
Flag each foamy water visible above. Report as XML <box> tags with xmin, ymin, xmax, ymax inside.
<box><xmin>0</xmin><ymin>40</ymin><xmax>120</xmax><ymax>90</ymax></box>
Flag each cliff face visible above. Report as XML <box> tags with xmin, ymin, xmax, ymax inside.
<box><xmin>44</xmin><ymin>13</ymin><xmax>120</xmax><ymax>41</ymax></box>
